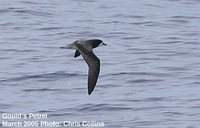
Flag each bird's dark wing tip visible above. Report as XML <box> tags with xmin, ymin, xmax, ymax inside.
<box><xmin>88</xmin><ymin>85</ymin><xmax>95</xmax><ymax>95</ymax></box>
<box><xmin>88</xmin><ymin>91</ymin><xmax>92</xmax><ymax>95</ymax></box>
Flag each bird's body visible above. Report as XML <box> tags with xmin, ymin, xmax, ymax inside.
<box><xmin>60</xmin><ymin>39</ymin><xmax>106</xmax><ymax>95</ymax></box>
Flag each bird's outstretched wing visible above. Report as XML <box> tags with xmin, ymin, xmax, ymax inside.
<box><xmin>87</xmin><ymin>55</ymin><xmax>100</xmax><ymax>95</ymax></box>
<box><xmin>76</xmin><ymin>43</ymin><xmax>100</xmax><ymax>95</ymax></box>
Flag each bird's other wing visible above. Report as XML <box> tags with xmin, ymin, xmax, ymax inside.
<box><xmin>74</xmin><ymin>50</ymin><xmax>81</xmax><ymax>58</ymax></box>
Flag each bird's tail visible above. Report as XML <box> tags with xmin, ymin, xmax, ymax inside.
<box><xmin>60</xmin><ymin>43</ymin><xmax>76</xmax><ymax>49</ymax></box>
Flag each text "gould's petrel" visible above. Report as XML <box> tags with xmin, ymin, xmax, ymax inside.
<box><xmin>60</xmin><ymin>39</ymin><xmax>107</xmax><ymax>95</ymax></box>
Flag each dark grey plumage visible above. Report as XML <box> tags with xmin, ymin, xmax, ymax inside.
<box><xmin>60</xmin><ymin>39</ymin><xmax>106</xmax><ymax>95</ymax></box>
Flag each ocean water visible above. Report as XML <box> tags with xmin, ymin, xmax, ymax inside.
<box><xmin>0</xmin><ymin>0</ymin><xmax>200</xmax><ymax>127</ymax></box>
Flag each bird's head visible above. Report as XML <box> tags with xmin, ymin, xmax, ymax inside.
<box><xmin>91</xmin><ymin>39</ymin><xmax>107</xmax><ymax>48</ymax></box>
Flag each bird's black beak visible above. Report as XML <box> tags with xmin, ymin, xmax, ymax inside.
<box><xmin>102</xmin><ymin>43</ymin><xmax>107</xmax><ymax>46</ymax></box>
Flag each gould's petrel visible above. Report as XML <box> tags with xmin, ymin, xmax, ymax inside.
<box><xmin>60</xmin><ymin>39</ymin><xmax>106</xmax><ymax>95</ymax></box>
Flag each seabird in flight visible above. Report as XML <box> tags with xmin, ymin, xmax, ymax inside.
<box><xmin>60</xmin><ymin>39</ymin><xmax>106</xmax><ymax>95</ymax></box>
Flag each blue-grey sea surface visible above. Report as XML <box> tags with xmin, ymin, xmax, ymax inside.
<box><xmin>0</xmin><ymin>0</ymin><xmax>200</xmax><ymax>128</ymax></box>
